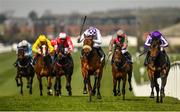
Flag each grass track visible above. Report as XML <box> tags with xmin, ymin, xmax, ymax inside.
<box><xmin>0</xmin><ymin>51</ymin><xmax>180</xmax><ymax>111</ymax></box>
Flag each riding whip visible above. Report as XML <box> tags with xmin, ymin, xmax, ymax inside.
<box><xmin>77</xmin><ymin>16</ymin><xmax>87</xmax><ymax>43</ymax></box>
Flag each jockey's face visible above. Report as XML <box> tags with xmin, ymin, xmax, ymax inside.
<box><xmin>117</xmin><ymin>35</ymin><xmax>123</xmax><ymax>38</ymax></box>
<box><xmin>40</xmin><ymin>41</ymin><xmax>46</xmax><ymax>45</ymax></box>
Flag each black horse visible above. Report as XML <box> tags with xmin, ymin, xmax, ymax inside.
<box><xmin>15</xmin><ymin>48</ymin><xmax>34</xmax><ymax>95</ymax></box>
<box><xmin>53</xmin><ymin>45</ymin><xmax>74</xmax><ymax>96</ymax></box>
<box><xmin>147</xmin><ymin>37</ymin><xmax>170</xmax><ymax>103</ymax></box>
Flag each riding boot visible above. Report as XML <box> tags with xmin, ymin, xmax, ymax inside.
<box><xmin>68</xmin><ymin>54</ymin><xmax>73</xmax><ymax>64</ymax></box>
<box><xmin>144</xmin><ymin>51</ymin><xmax>150</xmax><ymax>66</ymax></box>
<box><xmin>96</xmin><ymin>47</ymin><xmax>105</xmax><ymax>62</ymax></box>
<box><xmin>123</xmin><ymin>51</ymin><xmax>132</xmax><ymax>64</ymax></box>
<box><xmin>33</xmin><ymin>55</ymin><xmax>38</xmax><ymax>65</ymax></box>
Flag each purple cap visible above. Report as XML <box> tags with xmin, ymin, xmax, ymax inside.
<box><xmin>150</xmin><ymin>31</ymin><xmax>162</xmax><ymax>38</ymax></box>
<box><xmin>87</xmin><ymin>27</ymin><xmax>97</xmax><ymax>36</ymax></box>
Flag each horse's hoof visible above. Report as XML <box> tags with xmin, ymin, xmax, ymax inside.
<box><xmin>68</xmin><ymin>91</ymin><xmax>72</xmax><ymax>96</ymax></box>
<box><xmin>92</xmin><ymin>90</ymin><xmax>96</xmax><ymax>96</ymax></box>
<box><xmin>97</xmin><ymin>94</ymin><xmax>102</xmax><ymax>99</ymax></box>
<box><xmin>150</xmin><ymin>93</ymin><xmax>154</xmax><ymax>98</ymax></box>
<box><xmin>29</xmin><ymin>90</ymin><xmax>32</xmax><ymax>95</ymax></box>
<box><xmin>17</xmin><ymin>84</ymin><xmax>21</xmax><ymax>87</ymax></box>
<box><xmin>117</xmin><ymin>92</ymin><xmax>121</xmax><ymax>96</ymax></box>
<box><xmin>83</xmin><ymin>90</ymin><xmax>88</xmax><ymax>94</ymax></box>
<box><xmin>129</xmin><ymin>87</ymin><xmax>133</xmax><ymax>91</ymax></box>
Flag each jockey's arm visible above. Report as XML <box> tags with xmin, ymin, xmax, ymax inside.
<box><xmin>67</xmin><ymin>37</ymin><xmax>74</xmax><ymax>53</ymax></box>
<box><xmin>109</xmin><ymin>38</ymin><xmax>115</xmax><ymax>52</ymax></box>
<box><xmin>93</xmin><ymin>29</ymin><xmax>102</xmax><ymax>44</ymax></box>
<box><xmin>32</xmin><ymin>40</ymin><xmax>40</xmax><ymax>54</ymax></box>
<box><xmin>78</xmin><ymin>31</ymin><xmax>87</xmax><ymax>43</ymax></box>
<box><xmin>122</xmin><ymin>36</ymin><xmax>128</xmax><ymax>50</ymax></box>
<box><xmin>144</xmin><ymin>35</ymin><xmax>152</xmax><ymax>48</ymax></box>
<box><xmin>47</xmin><ymin>40</ymin><xmax>54</xmax><ymax>54</ymax></box>
<box><xmin>160</xmin><ymin>36</ymin><xmax>168</xmax><ymax>47</ymax></box>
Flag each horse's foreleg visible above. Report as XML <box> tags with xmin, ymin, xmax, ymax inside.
<box><xmin>117</xmin><ymin>79</ymin><xmax>121</xmax><ymax>96</ymax></box>
<box><xmin>66</xmin><ymin>75</ymin><xmax>72</xmax><ymax>96</ymax></box>
<box><xmin>37</xmin><ymin>76</ymin><xmax>43</xmax><ymax>96</ymax></box>
<box><xmin>15</xmin><ymin>75</ymin><xmax>21</xmax><ymax>87</ymax></box>
<box><xmin>149</xmin><ymin>77</ymin><xmax>155</xmax><ymax>98</ymax></box>
<box><xmin>87</xmin><ymin>75</ymin><xmax>92</xmax><ymax>101</ymax></box>
<box><xmin>20</xmin><ymin>77</ymin><xmax>23</xmax><ymax>95</ymax></box>
<box><xmin>47</xmin><ymin>76</ymin><xmax>53</xmax><ymax>96</ymax></box>
<box><xmin>113</xmin><ymin>77</ymin><xmax>117</xmax><ymax>96</ymax></box>
<box><xmin>160</xmin><ymin>76</ymin><xmax>167</xmax><ymax>103</ymax></box>
<box><xmin>128</xmin><ymin>71</ymin><xmax>133</xmax><ymax>91</ymax></box>
<box><xmin>92</xmin><ymin>75</ymin><xmax>97</xmax><ymax>96</ymax></box>
<box><xmin>97</xmin><ymin>75</ymin><xmax>102</xmax><ymax>99</ymax></box>
<box><xmin>83</xmin><ymin>79</ymin><xmax>88</xmax><ymax>94</ymax></box>
<box><xmin>122</xmin><ymin>77</ymin><xmax>126</xmax><ymax>100</ymax></box>
<box><xmin>54</xmin><ymin>76</ymin><xmax>61</xmax><ymax>96</ymax></box>
<box><xmin>29</xmin><ymin>75</ymin><xmax>33</xmax><ymax>95</ymax></box>
<box><xmin>154</xmin><ymin>78</ymin><xmax>159</xmax><ymax>103</ymax></box>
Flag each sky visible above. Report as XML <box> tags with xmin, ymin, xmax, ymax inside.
<box><xmin>0</xmin><ymin>0</ymin><xmax>180</xmax><ymax>17</ymax></box>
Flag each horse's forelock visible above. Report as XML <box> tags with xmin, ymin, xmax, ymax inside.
<box><xmin>83</xmin><ymin>45</ymin><xmax>92</xmax><ymax>51</ymax></box>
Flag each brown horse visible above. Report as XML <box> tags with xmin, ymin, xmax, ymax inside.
<box><xmin>147</xmin><ymin>37</ymin><xmax>170</xmax><ymax>103</ymax></box>
<box><xmin>15</xmin><ymin>47</ymin><xmax>34</xmax><ymax>95</ymax></box>
<box><xmin>34</xmin><ymin>44</ymin><xmax>53</xmax><ymax>96</ymax></box>
<box><xmin>111</xmin><ymin>44</ymin><xmax>133</xmax><ymax>100</ymax></box>
<box><xmin>53</xmin><ymin>44</ymin><xmax>74</xmax><ymax>96</ymax></box>
<box><xmin>81</xmin><ymin>37</ymin><xmax>105</xmax><ymax>101</ymax></box>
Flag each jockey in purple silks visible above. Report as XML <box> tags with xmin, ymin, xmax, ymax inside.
<box><xmin>144</xmin><ymin>31</ymin><xmax>169</xmax><ymax>66</ymax></box>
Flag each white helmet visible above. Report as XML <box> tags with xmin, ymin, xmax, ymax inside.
<box><xmin>116</xmin><ymin>29</ymin><xmax>124</xmax><ymax>36</ymax></box>
<box><xmin>59</xmin><ymin>32</ymin><xmax>67</xmax><ymax>39</ymax></box>
<box><xmin>17</xmin><ymin>42</ymin><xmax>23</xmax><ymax>47</ymax></box>
<box><xmin>21</xmin><ymin>40</ymin><xmax>28</xmax><ymax>46</ymax></box>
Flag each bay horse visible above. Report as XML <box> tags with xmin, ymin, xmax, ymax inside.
<box><xmin>15</xmin><ymin>47</ymin><xmax>34</xmax><ymax>95</ymax></box>
<box><xmin>34</xmin><ymin>44</ymin><xmax>53</xmax><ymax>96</ymax></box>
<box><xmin>147</xmin><ymin>37</ymin><xmax>170</xmax><ymax>103</ymax></box>
<box><xmin>53</xmin><ymin>44</ymin><xmax>74</xmax><ymax>96</ymax></box>
<box><xmin>111</xmin><ymin>43</ymin><xmax>133</xmax><ymax>100</ymax></box>
<box><xmin>81</xmin><ymin>36</ymin><xmax>105</xmax><ymax>101</ymax></box>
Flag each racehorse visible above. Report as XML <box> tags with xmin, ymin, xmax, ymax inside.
<box><xmin>81</xmin><ymin>37</ymin><xmax>105</xmax><ymax>101</ymax></box>
<box><xmin>15</xmin><ymin>47</ymin><xmax>34</xmax><ymax>95</ymax></box>
<box><xmin>34</xmin><ymin>44</ymin><xmax>53</xmax><ymax>96</ymax></box>
<box><xmin>147</xmin><ymin>37</ymin><xmax>170</xmax><ymax>103</ymax></box>
<box><xmin>111</xmin><ymin>43</ymin><xmax>133</xmax><ymax>100</ymax></box>
<box><xmin>53</xmin><ymin>44</ymin><xmax>74</xmax><ymax>96</ymax></box>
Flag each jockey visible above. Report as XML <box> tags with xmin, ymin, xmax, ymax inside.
<box><xmin>108</xmin><ymin>29</ymin><xmax>132</xmax><ymax>63</ymax></box>
<box><xmin>53</xmin><ymin>32</ymin><xmax>74</xmax><ymax>63</ymax></box>
<box><xmin>77</xmin><ymin>26</ymin><xmax>105</xmax><ymax>62</ymax></box>
<box><xmin>32</xmin><ymin>34</ymin><xmax>54</xmax><ymax>65</ymax></box>
<box><xmin>14</xmin><ymin>40</ymin><xmax>33</xmax><ymax>67</ymax></box>
<box><xmin>144</xmin><ymin>31</ymin><xmax>169</xmax><ymax>66</ymax></box>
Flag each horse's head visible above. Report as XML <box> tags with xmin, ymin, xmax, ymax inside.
<box><xmin>56</xmin><ymin>44</ymin><xmax>67</xmax><ymax>60</ymax></box>
<box><xmin>18</xmin><ymin>47</ymin><xmax>25</xmax><ymax>59</ymax></box>
<box><xmin>40</xmin><ymin>44</ymin><xmax>49</xmax><ymax>57</ymax></box>
<box><xmin>113</xmin><ymin>44</ymin><xmax>123</xmax><ymax>65</ymax></box>
<box><xmin>82</xmin><ymin>37</ymin><xmax>94</xmax><ymax>56</ymax></box>
<box><xmin>150</xmin><ymin>37</ymin><xmax>161</xmax><ymax>59</ymax></box>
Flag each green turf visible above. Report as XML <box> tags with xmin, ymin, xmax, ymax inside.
<box><xmin>0</xmin><ymin>51</ymin><xmax>179</xmax><ymax>111</ymax></box>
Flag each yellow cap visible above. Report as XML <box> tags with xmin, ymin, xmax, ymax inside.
<box><xmin>38</xmin><ymin>35</ymin><xmax>46</xmax><ymax>42</ymax></box>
